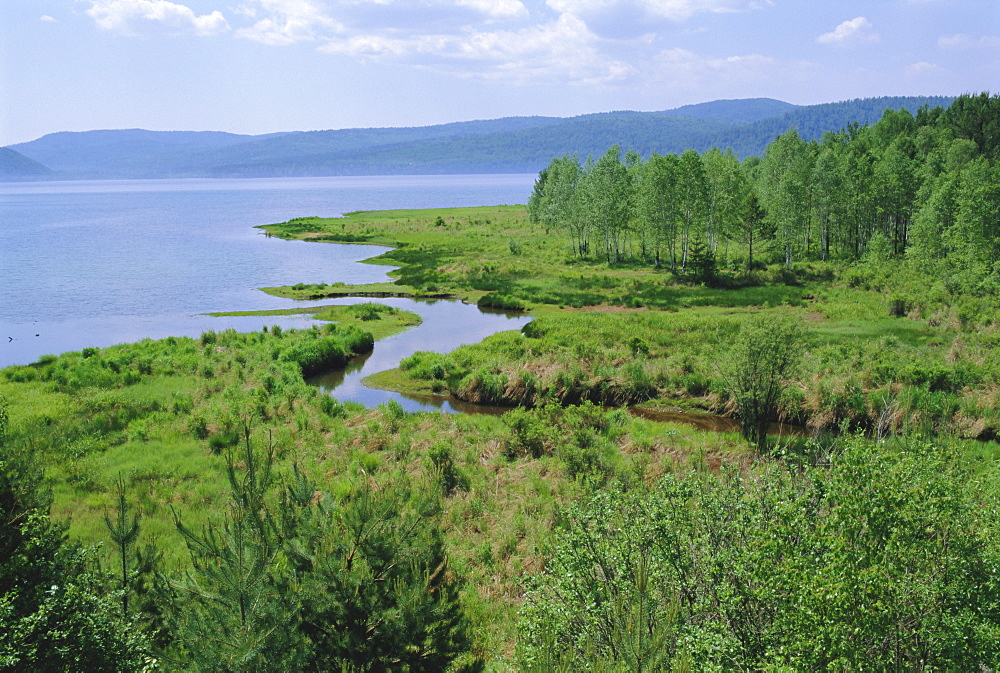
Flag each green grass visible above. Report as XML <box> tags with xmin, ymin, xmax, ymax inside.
<box><xmin>256</xmin><ymin>205</ymin><xmax>1000</xmax><ymax>441</ymax></box>
<box><xmin>209</xmin><ymin>302</ymin><xmax>422</xmax><ymax>340</ymax></box>
<box><xmin>6</xmin><ymin>203</ymin><xmax>1000</xmax><ymax>669</ymax></box>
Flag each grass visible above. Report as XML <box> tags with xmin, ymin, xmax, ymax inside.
<box><xmin>5</xmin><ymin>203</ymin><xmax>1000</xmax><ymax>669</ymax></box>
<box><xmin>258</xmin><ymin>206</ymin><xmax>1000</xmax><ymax>440</ymax></box>
<box><xmin>0</xmin><ymin>323</ymin><xmax>765</xmax><ymax>667</ymax></box>
<box><xmin>209</xmin><ymin>302</ymin><xmax>422</xmax><ymax>340</ymax></box>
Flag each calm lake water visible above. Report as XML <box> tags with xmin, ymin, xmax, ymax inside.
<box><xmin>0</xmin><ymin>175</ymin><xmax>536</xmax><ymax>407</ymax></box>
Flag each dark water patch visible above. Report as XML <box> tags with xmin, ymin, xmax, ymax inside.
<box><xmin>630</xmin><ymin>406</ymin><xmax>810</xmax><ymax>438</ymax></box>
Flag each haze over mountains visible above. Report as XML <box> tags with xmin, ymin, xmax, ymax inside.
<box><xmin>1</xmin><ymin>96</ymin><xmax>954</xmax><ymax>181</ymax></box>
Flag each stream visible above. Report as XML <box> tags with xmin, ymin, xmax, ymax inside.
<box><xmin>306</xmin><ymin>297</ymin><xmax>530</xmax><ymax>413</ymax></box>
<box><xmin>308</xmin><ymin>296</ymin><xmax>809</xmax><ymax>437</ymax></box>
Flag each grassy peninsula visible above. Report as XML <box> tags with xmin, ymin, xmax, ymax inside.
<box><xmin>261</xmin><ymin>205</ymin><xmax>1000</xmax><ymax>444</ymax></box>
<box><xmin>4</xmin><ymin>95</ymin><xmax>1000</xmax><ymax>670</ymax></box>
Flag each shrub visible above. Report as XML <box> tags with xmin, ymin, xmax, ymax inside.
<box><xmin>725</xmin><ymin>316</ymin><xmax>804</xmax><ymax>451</ymax></box>
<box><xmin>477</xmin><ymin>293</ymin><xmax>527</xmax><ymax>311</ymax></box>
<box><xmin>518</xmin><ymin>436</ymin><xmax>1000</xmax><ymax>671</ymax></box>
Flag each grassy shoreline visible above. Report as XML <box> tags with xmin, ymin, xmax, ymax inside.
<box><xmin>260</xmin><ymin>205</ymin><xmax>1000</xmax><ymax>441</ymax></box>
<box><xmin>207</xmin><ymin>301</ymin><xmax>422</xmax><ymax>340</ymax></box>
<box><xmin>4</xmin><ymin>200</ymin><xmax>1000</xmax><ymax>670</ymax></box>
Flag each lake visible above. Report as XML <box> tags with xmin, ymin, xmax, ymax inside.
<box><xmin>0</xmin><ymin>175</ymin><xmax>536</xmax><ymax>403</ymax></box>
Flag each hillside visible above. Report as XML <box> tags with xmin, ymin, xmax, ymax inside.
<box><xmin>0</xmin><ymin>146</ymin><xmax>52</xmax><ymax>180</ymax></box>
<box><xmin>4</xmin><ymin>95</ymin><xmax>954</xmax><ymax>180</ymax></box>
<box><xmin>704</xmin><ymin>95</ymin><xmax>957</xmax><ymax>156</ymax></box>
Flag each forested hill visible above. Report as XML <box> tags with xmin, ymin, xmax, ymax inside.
<box><xmin>5</xmin><ymin>95</ymin><xmax>953</xmax><ymax>180</ymax></box>
<box><xmin>0</xmin><ymin>147</ymin><xmax>53</xmax><ymax>180</ymax></box>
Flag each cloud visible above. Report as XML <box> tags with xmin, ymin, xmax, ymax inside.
<box><xmin>817</xmin><ymin>16</ymin><xmax>879</xmax><ymax>47</ymax></box>
<box><xmin>235</xmin><ymin>0</ymin><xmax>530</xmax><ymax>46</ymax></box>
<box><xmin>317</xmin><ymin>11</ymin><xmax>623</xmax><ymax>84</ymax></box>
<box><xmin>230</xmin><ymin>0</ymin><xmax>780</xmax><ymax>87</ymax></box>
<box><xmin>906</xmin><ymin>61</ymin><xmax>946</xmax><ymax>77</ymax></box>
<box><xmin>939</xmin><ymin>33</ymin><xmax>1000</xmax><ymax>50</ymax></box>
<box><xmin>456</xmin><ymin>0</ymin><xmax>528</xmax><ymax>21</ymax></box>
<box><xmin>235</xmin><ymin>0</ymin><xmax>342</xmax><ymax>45</ymax></box>
<box><xmin>648</xmin><ymin>47</ymin><xmax>796</xmax><ymax>91</ymax></box>
<box><xmin>544</xmin><ymin>0</ymin><xmax>764</xmax><ymax>39</ymax></box>
<box><xmin>546</xmin><ymin>0</ymin><xmax>758</xmax><ymax>22</ymax></box>
<box><xmin>86</xmin><ymin>0</ymin><xmax>229</xmax><ymax>35</ymax></box>
<box><xmin>40</xmin><ymin>14</ymin><xmax>58</xmax><ymax>22</ymax></box>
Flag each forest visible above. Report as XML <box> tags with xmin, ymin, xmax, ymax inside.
<box><xmin>5</xmin><ymin>95</ymin><xmax>952</xmax><ymax>180</ymax></box>
<box><xmin>2</xmin><ymin>92</ymin><xmax>1000</xmax><ymax>671</ymax></box>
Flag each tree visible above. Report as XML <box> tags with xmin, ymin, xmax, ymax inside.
<box><xmin>873</xmin><ymin>138</ymin><xmax>918</xmax><ymax>255</ymax></box>
<box><xmin>725</xmin><ymin>316</ymin><xmax>803</xmax><ymax>451</ymax></box>
<box><xmin>676</xmin><ymin>150</ymin><xmax>709</xmax><ymax>269</ymax></box>
<box><xmin>168</xmin><ymin>424</ymin><xmax>477</xmax><ymax>671</ymax></box>
<box><xmin>728</xmin><ymin>190</ymin><xmax>770</xmax><ymax>271</ymax></box>
<box><xmin>757</xmin><ymin>129</ymin><xmax>814</xmax><ymax>264</ymax></box>
<box><xmin>104</xmin><ymin>474</ymin><xmax>141</xmax><ymax>618</ymax></box>
<box><xmin>940</xmin><ymin>91</ymin><xmax>1000</xmax><ymax>159</ymax></box>
<box><xmin>0</xmin><ymin>400</ymin><xmax>152</xmax><ymax>671</ymax></box>
<box><xmin>635</xmin><ymin>153</ymin><xmax>682</xmax><ymax>269</ymax></box>
<box><xmin>518</xmin><ymin>437</ymin><xmax>1000</xmax><ymax>671</ymax></box>
<box><xmin>810</xmin><ymin>144</ymin><xmax>847</xmax><ymax>260</ymax></box>
<box><xmin>702</xmin><ymin>148</ymin><xmax>748</xmax><ymax>257</ymax></box>
<box><xmin>528</xmin><ymin>155</ymin><xmax>585</xmax><ymax>255</ymax></box>
<box><xmin>579</xmin><ymin>146</ymin><xmax>631</xmax><ymax>263</ymax></box>
<box><xmin>683</xmin><ymin>231</ymin><xmax>716</xmax><ymax>286</ymax></box>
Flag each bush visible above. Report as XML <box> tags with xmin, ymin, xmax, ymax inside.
<box><xmin>518</xmin><ymin>436</ymin><xmax>1000</xmax><ymax>671</ymax></box>
<box><xmin>477</xmin><ymin>293</ymin><xmax>527</xmax><ymax>311</ymax></box>
<box><xmin>725</xmin><ymin>315</ymin><xmax>803</xmax><ymax>451</ymax></box>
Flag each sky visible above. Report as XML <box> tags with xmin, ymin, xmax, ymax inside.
<box><xmin>1</xmin><ymin>0</ymin><xmax>998</xmax><ymax>146</ymax></box>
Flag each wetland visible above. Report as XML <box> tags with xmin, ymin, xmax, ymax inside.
<box><xmin>5</xmin><ymin>97</ymin><xmax>1000</xmax><ymax>671</ymax></box>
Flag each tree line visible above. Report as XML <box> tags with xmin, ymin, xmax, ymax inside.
<box><xmin>528</xmin><ymin>92</ymin><xmax>1000</xmax><ymax>293</ymax></box>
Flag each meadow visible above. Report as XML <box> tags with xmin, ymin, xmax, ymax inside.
<box><xmin>6</xmin><ymin>108</ymin><xmax>1000</xmax><ymax>667</ymax></box>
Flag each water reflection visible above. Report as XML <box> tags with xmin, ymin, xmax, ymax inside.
<box><xmin>307</xmin><ymin>297</ymin><xmax>530</xmax><ymax>413</ymax></box>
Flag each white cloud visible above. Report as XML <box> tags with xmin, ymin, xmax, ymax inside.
<box><xmin>542</xmin><ymin>0</ymin><xmax>764</xmax><ymax>39</ymax></box>
<box><xmin>546</xmin><ymin>0</ymin><xmax>757</xmax><ymax>22</ymax></box>
<box><xmin>939</xmin><ymin>33</ymin><xmax>1000</xmax><ymax>50</ymax></box>
<box><xmin>40</xmin><ymin>15</ymin><xmax>58</xmax><ymax>22</ymax></box>
<box><xmin>906</xmin><ymin>61</ymin><xmax>946</xmax><ymax>77</ymax></box>
<box><xmin>456</xmin><ymin>0</ymin><xmax>528</xmax><ymax>21</ymax></box>
<box><xmin>317</xmin><ymin>11</ymin><xmax>621</xmax><ymax>84</ymax></box>
<box><xmin>235</xmin><ymin>0</ymin><xmax>530</xmax><ymax>46</ymax></box>
<box><xmin>652</xmin><ymin>48</ymin><xmax>780</xmax><ymax>83</ymax></box>
<box><xmin>817</xmin><ymin>16</ymin><xmax>879</xmax><ymax>47</ymax></box>
<box><xmin>229</xmin><ymin>0</ymin><xmax>776</xmax><ymax>87</ymax></box>
<box><xmin>86</xmin><ymin>0</ymin><xmax>229</xmax><ymax>35</ymax></box>
<box><xmin>235</xmin><ymin>0</ymin><xmax>342</xmax><ymax>45</ymax></box>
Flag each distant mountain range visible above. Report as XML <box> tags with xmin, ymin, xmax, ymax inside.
<box><xmin>1</xmin><ymin>96</ymin><xmax>955</xmax><ymax>181</ymax></box>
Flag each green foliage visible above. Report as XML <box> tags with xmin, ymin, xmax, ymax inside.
<box><xmin>104</xmin><ymin>474</ymin><xmax>142</xmax><ymax>617</ymax></box>
<box><xmin>166</xmin><ymin>429</ymin><xmax>478</xmax><ymax>672</ymax></box>
<box><xmin>725</xmin><ymin>315</ymin><xmax>804</xmax><ymax>451</ymax></box>
<box><xmin>502</xmin><ymin>402</ymin><xmax>625</xmax><ymax>483</ymax></box>
<box><xmin>518</xmin><ymin>435</ymin><xmax>1000</xmax><ymax>671</ymax></box>
<box><xmin>5</xmin><ymin>93</ymin><xmax>1000</xmax><ymax>672</ymax></box>
<box><xmin>0</xmin><ymin>437</ymin><xmax>153</xmax><ymax>671</ymax></box>
<box><xmin>476</xmin><ymin>293</ymin><xmax>527</xmax><ymax>311</ymax></box>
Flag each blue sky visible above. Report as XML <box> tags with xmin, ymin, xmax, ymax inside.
<box><xmin>1</xmin><ymin>0</ymin><xmax>997</xmax><ymax>145</ymax></box>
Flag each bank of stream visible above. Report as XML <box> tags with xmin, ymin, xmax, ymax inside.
<box><xmin>305</xmin><ymin>297</ymin><xmax>531</xmax><ymax>413</ymax></box>
<box><xmin>305</xmin><ymin>296</ymin><xmax>811</xmax><ymax>439</ymax></box>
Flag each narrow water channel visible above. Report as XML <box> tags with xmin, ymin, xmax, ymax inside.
<box><xmin>307</xmin><ymin>298</ymin><xmax>811</xmax><ymax>438</ymax></box>
<box><xmin>306</xmin><ymin>297</ymin><xmax>531</xmax><ymax>413</ymax></box>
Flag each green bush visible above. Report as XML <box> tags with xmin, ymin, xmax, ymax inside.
<box><xmin>518</xmin><ymin>436</ymin><xmax>1000</xmax><ymax>671</ymax></box>
<box><xmin>477</xmin><ymin>293</ymin><xmax>527</xmax><ymax>311</ymax></box>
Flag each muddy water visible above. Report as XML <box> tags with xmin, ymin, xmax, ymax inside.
<box><xmin>629</xmin><ymin>407</ymin><xmax>811</xmax><ymax>437</ymax></box>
